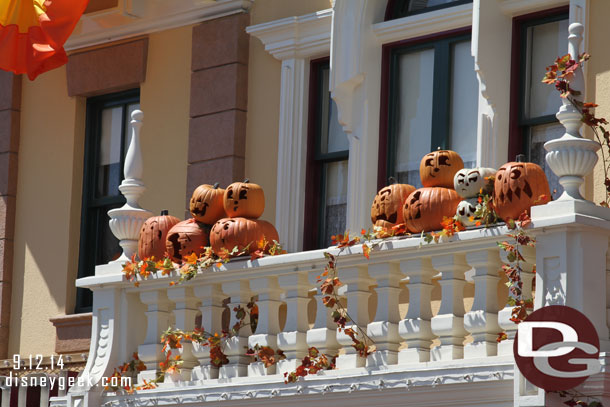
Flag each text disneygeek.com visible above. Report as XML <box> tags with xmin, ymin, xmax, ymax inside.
<box><xmin>2</xmin><ymin>373</ymin><xmax>132</xmax><ymax>390</ymax></box>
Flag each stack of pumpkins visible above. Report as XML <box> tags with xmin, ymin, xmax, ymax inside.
<box><xmin>210</xmin><ymin>179</ymin><xmax>279</xmax><ymax>255</ymax></box>
<box><xmin>371</xmin><ymin>150</ymin><xmax>551</xmax><ymax>233</ymax></box>
<box><xmin>137</xmin><ymin>180</ymin><xmax>279</xmax><ymax>263</ymax></box>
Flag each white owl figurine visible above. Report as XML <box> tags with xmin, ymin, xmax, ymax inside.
<box><xmin>453</xmin><ymin>167</ymin><xmax>496</xmax><ymax>199</ymax></box>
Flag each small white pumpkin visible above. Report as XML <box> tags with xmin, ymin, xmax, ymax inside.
<box><xmin>455</xmin><ymin>198</ymin><xmax>479</xmax><ymax>226</ymax></box>
<box><xmin>453</xmin><ymin>167</ymin><xmax>496</xmax><ymax>199</ymax></box>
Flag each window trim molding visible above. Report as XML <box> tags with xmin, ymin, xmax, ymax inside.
<box><xmin>373</xmin><ymin>2</ymin><xmax>472</xmax><ymax>45</ymax></box>
<box><xmin>377</xmin><ymin>27</ymin><xmax>471</xmax><ymax>190</ymax></box>
<box><xmin>384</xmin><ymin>0</ymin><xmax>473</xmax><ymax>21</ymax></box>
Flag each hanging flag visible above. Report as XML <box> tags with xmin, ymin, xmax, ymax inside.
<box><xmin>0</xmin><ymin>0</ymin><xmax>89</xmax><ymax>80</ymax></box>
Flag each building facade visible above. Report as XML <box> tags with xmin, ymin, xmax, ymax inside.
<box><xmin>1</xmin><ymin>0</ymin><xmax>610</xmax><ymax>406</ymax></box>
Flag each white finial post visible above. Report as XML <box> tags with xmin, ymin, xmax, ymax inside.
<box><xmin>107</xmin><ymin>110</ymin><xmax>153</xmax><ymax>264</ymax></box>
<box><xmin>544</xmin><ymin>23</ymin><xmax>600</xmax><ymax>202</ymax></box>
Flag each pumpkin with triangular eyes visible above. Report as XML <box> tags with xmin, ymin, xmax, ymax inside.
<box><xmin>224</xmin><ymin>179</ymin><xmax>265</xmax><ymax>219</ymax></box>
<box><xmin>403</xmin><ymin>187</ymin><xmax>462</xmax><ymax>233</ymax></box>
<box><xmin>493</xmin><ymin>161</ymin><xmax>550</xmax><ymax>221</ymax></box>
<box><xmin>190</xmin><ymin>183</ymin><xmax>226</xmax><ymax>225</ymax></box>
<box><xmin>371</xmin><ymin>182</ymin><xmax>416</xmax><ymax>231</ymax></box>
<box><xmin>165</xmin><ymin>219</ymin><xmax>209</xmax><ymax>263</ymax></box>
<box><xmin>420</xmin><ymin>149</ymin><xmax>464</xmax><ymax>188</ymax></box>
<box><xmin>453</xmin><ymin>167</ymin><xmax>496</xmax><ymax>199</ymax></box>
<box><xmin>138</xmin><ymin>210</ymin><xmax>180</xmax><ymax>260</ymax></box>
<box><xmin>210</xmin><ymin>217</ymin><xmax>279</xmax><ymax>256</ymax></box>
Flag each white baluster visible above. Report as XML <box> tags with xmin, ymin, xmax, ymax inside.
<box><xmin>192</xmin><ymin>284</ymin><xmax>225</xmax><ymax>380</ymax></box>
<box><xmin>219</xmin><ymin>280</ymin><xmax>252</xmax><ymax>379</ymax></box>
<box><xmin>335</xmin><ymin>266</ymin><xmax>372</xmax><ymax>369</ymax></box>
<box><xmin>464</xmin><ymin>249</ymin><xmax>502</xmax><ymax>358</ymax></box>
<box><xmin>138</xmin><ymin>290</ymin><xmax>171</xmax><ymax>382</ymax></box>
<box><xmin>498</xmin><ymin>246</ymin><xmax>536</xmax><ymax>356</ymax></box>
<box><xmin>366</xmin><ymin>262</ymin><xmax>402</xmax><ymax>367</ymax></box>
<box><xmin>248</xmin><ymin>276</ymin><xmax>282</xmax><ymax>376</ymax></box>
<box><xmin>277</xmin><ymin>273</ymin><xmax>309</xmax><ymax>375</ymax></box>
<box><xmin>430</xmin><ymin>254</ymin><xmax>469</xmax><ymax>361</ymax></box>
<box><xmin>108</xmin><ymin>110</ymin><xmax>153</xmax><ymax>265</ymax></box>
<box><xmin>306</xmin><ymin>268</ymin><xmax>340</xmax><ymax>358</ymax></box>
<box><xmin>398</xmin><ymin>258</ymin><xmax>436</xmax><ymax>363</ymax></box>
<box><xmin>167</xmin><ymin>286</ymin><xmax>199</xmax><ymax>381</ymax></box>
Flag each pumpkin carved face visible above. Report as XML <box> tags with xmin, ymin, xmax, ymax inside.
<box><xmin>420</xmin><ymin>150</ymin><xmax>464</xmax><ymax>187</ymax></box>
<box><xmin>165</xmin><ymin>219</ymin><xmax>209</xmax><ymax>263</ymax></box>
<box><xmin>455</xmin><ymin>198</ymin><xmax>478</xmax><ymax>226</ymax></box>
<box><xmin>371</xmin><ymin>183</ymin><xmax>416</xmax><ymax>230</ymax></box>
<box><xmin>138</xmin><ymin>211</ymin><xmax>181</xmax><ymax>260</ymax></box>
<box><xmin>493</xmin><ymin>161</ymin><xmax>550</xmax><ymax>221</ymax></box>
<box><xmin>403</xmin><ymin>187</ymin><xmax>462</xmax><ymax>233</ymax></box>
<box><xmin>210</xmin><ymin>217</ymin><xmax>279</xmax><ymax>256</ymax></box>
<box><xmin>224</xmin><ymin>180</ymin><xmax>265</xmax><ymax>218</ymax></box>
<box><xmin>453</xmin><ymin>167</ymin><xmax>496</xmax><ymax>198</ymax></box>
<box><xmin>190</xmin><ymin>183</ymin><xmax>226</xmax><ymax>225</ymax></box>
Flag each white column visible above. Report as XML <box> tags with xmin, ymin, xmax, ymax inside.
<box><xmin>471</xmin><ymin>0</ymin><xmax>512</xmax><ymax>168</ymax></box>
<box><xmin>274</xmin><ymin>58</ymin><xmax>309</xmax><ymax>253</ymax></box>
<box><xmin>430</xmin><ymin>254</ymin><xmax>469</xmax><ymax>361</ymax></box>
<box><xmin>192</xmin><ymin>284</ymin><xmax>225</xmax><ymax>381</ymax></box>
<box><xmin>137</xmin><ymin>290</ymin><xmax>171</xmax><ymax>382</ymax></box>
<box><xmin>464</xmin><ymin>249</ymin><xmax>502</xmax><ymax>358</ymax></box>
<box><xmin>366</xmin><ymin>262</ymin><xmax>402</xmax><ymax>367</ymax></box>
<box><xmin>277</xmin><ymin>273</ymin><xmax>310</xmax><ymax>375</ymax></box>
<box><xmin>247</xmin><ymin>276</ymin><xmax>282</xmax><ymax>376</ymax></box>
<box><xmin>398</xmin><ymin>258</ymin><xmax>436</xmax><ymax>364</ymax></box>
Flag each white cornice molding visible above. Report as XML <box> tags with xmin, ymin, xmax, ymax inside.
<box><xmin>372</xmin><ymin>3</ymin><xmax>473</xmax><ymax>45</ymax></box>
<box><xmin>246</xmin><ymin>9</ymin><xmax>332</xmax><ymax>60</ymax></box>
<box><xmin>65</xmin><ymin>0</ymin><xmax>252</xmax><ymax>52</ymax></box>
<box><xmin>500</xmin><ymin>0</ymin><xmax>569</xmax><ymax>16</ymax></box>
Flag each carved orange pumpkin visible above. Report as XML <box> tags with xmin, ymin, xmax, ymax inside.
<box><xmin>138</xmin><ymin>210</ymin><xmax>181</xmax><ymax>260</ymax></box>
<box><xmin>494</xmin><ymin>160</ymin><xmax>550</xmax><ymax>221</ymax></box>
<box><xmin>190</xmin><ymin>183</ymin><xmax>226</xmax><ymax>225</ymax></box>
<box><xmin>420</xmin><ymin>149</ymin><xmax>464</xmax><ymax>188</ymax></box>
<box><xmin>165</xmin><ymin>219</ymin><xmax>209</xmax><ymax>263</ymax></box>
<box><xmin>210</xmin><ymin>217</ymin><xmax>279</xmax><ymax>256</ymax></box>
<box><xmin>403</xmin><ymin>187</ymin><xmax>462</xmax><ymax>233</ymax></box>
<box><xmin>223</xmin><ymin>179</ymin><xmax>265</xmax><ymax>219</ymax></box>
<box><xmin>371</xmin><ymin>181</ymin><xmax>416</xmax><ymax>231</ymax></box>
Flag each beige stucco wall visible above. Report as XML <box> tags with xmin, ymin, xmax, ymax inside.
<box><xmin>245</xmin><ymin>0</ymin><xmax>332</xmax><ymax>224</ymax></box>
<box><xmin>9</xmin><ymin>25</ymin><xmax>191</xmax><ymax>356</ymax></box>
<box><xmin>10</xmin><ymin>66</ymin><xmax>84</xmax><ymax>356</ymax></box>
<box><xmin>587</xmin><ymin>1</ymin><xmax>610</xmax><ymax>205</ymax></box>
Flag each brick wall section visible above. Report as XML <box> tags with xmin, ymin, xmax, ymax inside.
<box><xmin>0</xmin><ymin>71</ymin><xmax>21</xmax><ymax>358</ymax></box>
<box><xmin>188</xmin><ymin>13</ymin><xmax>249</xmax><ymax>202</ymax></box>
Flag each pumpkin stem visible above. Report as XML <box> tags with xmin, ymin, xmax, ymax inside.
<box><xmin>244</xmin><ymin>178</ymin><xmax>250</xmax><ymax>183</ymax></box>
<box><xmin>213</xmin><ymin>182</ymin><xmax>219</xmax><ymax>189</ymax></box>
<box><xmin>161</xmin><ymin>210</ymin><xmax>169</xmax><ymax>216</ymax></box>
<box><xmin>388</xmin><ymin>176</ymin><xmax>396</xmax><ymax>185</ymax></box>
<box><xmin>516</xmin><ymin>154</ymin><xmax>526</xmax><ymax>163</ymax></box>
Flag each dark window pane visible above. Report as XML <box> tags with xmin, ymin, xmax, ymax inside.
<box><xmin>527</xmin><ymin>122</ymin><xmax>564</xmax><ymax>200</ymax></box>
<box><xmin>321</xmin><ymin>160</ymin><xmax>348</xmax><ymax>247</ymax></box>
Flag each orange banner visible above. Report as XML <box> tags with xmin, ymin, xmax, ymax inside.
<box><xmin>0</xmin><ymin>0</ymin><xmax>89</xmax><ymax>80</ymax></box>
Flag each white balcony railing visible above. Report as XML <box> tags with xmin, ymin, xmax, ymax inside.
<box><xmin>50</xmin><ymin>22</ymin><xmax>610</xmax><ymax>407</ymax></box>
